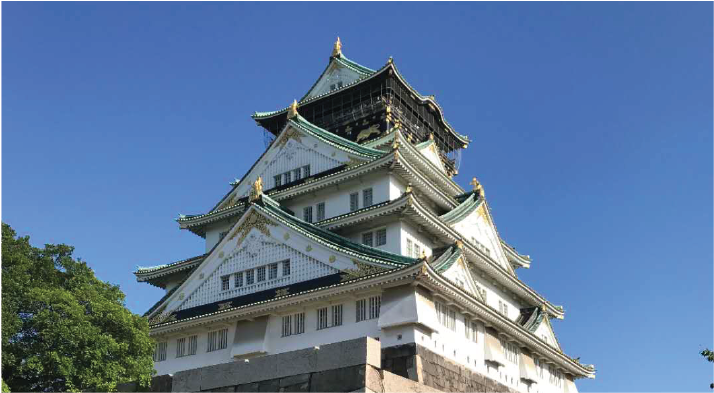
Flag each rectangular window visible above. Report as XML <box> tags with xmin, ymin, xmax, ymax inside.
<box><xmin>282</xmin><ymin>260</ymin><xmax>291</xmax><ymax>276</ymax></box>
<box><xmin>246</xmin><ymin>269</ymin><xmax>255</xmax><ymax>285</ymax></box>
<box><xmin>363</xmin><ymin>188</ymin><xmax>373</xmax><ymax>207</ymax></box>
<box><xmin>317</xmin><ymin>307</ymin><xmax>329</xmax><ymax>330</ymax></box>
<box><xmin>207</xmin><ymin>329</ymin><xmax>228</xmax><ymax>352</ymax></box>
<box><xmin>303</xmin><ymin>206</ymin><xmax>313</xmax><ymax>223</ymax></box>
<box><xmin>153</xmin><ymin>341</ymin><xmax>167</xmax><ymax>362</ymax></box>
<box><xmin>406</xmin><ymin>238</ymin><xmax>413</xmax><ymax>257</ymax></box>
<box><xmin>257</xmin><ymin>266</ymin><xmax>266</xmax><ymax>282</ymax></box>
<box><xmin>268</xmin><ymin>263</ymin><xmax>278</xmax><ymax>280</ymax></box>
<box><xmin>235</xmin><ymin>272</ymin><xmax>244</xmax><ymax>288</ymax></box>
<box><xmin>188</xmin><ymin>335</ymin><xmax>197</xmax><ymax>356</ymax></box>
<box><xmin>376</xmin><ymin>228</ymin><xmax>387</xmax><ymax>246</ymax></box>
<box><xmin>274</xmin><ymin>174</ymin><xmax>282</xmax><ymax>188</ymax></box>
<box><xmin>414</xmin><ymin>244</ymin><xmax>421</xmax><ymax>258</ymax></box>
<box><xmin>369</xmin><ymin>296</ymin><xmax>381</xmax><ymax>320</ymax></box>
<box><xmin>284</xmin><ymin>171</ymin><xmax>291</xmax><ymax>184</ymax></box>
<box><xmin>293</xmin><ymin>168</ymin><xmax>302</xmax><ymax>181</ymax></box>
<box><xmin>303</xmin><ymin>165</ymin><xmax>310</xmax><ymax>177</ymax></box>
<box><xmin>337</xmin><ymin>81</ymin><xmax>343</xmax><ymax>88</ymax></box>
<box><xmin>350</xmin><ymin>192</ymin><xmax>359</xmax><ymax>212</ymax></box>
<box><xmin>332</xmin><ymin>304</ymin><xmax>343</xmax><ymax>327</ymax></box>
<box><xmin>281</xmin><ymin>315</ymin><xmax>292</xmax><ymax>337</ymax></box>
<box><xmin>447</xmin><ymin>309</ymin><xmax>456</xmax><ymax>331</ymax></box>
<box><xmin>435</xmin><ymin>301</ymin><xmax>445</xmax><ymax>326</ymax></box>
<box><xmin>176</xmin><ymin>337</ymin><xmax>186</xmax><ymax>358</ymax></box>
<box><xmin>316</xmin><ymin>202</ymin><xmax>326</xmax><ymax>221</ymax></box>
<box><xmin>465</xmin><ymin>319</ymin><xmax>472</xmax><ymax>340</ymax></box>
<box><xmin>294</xmin><ymin>312</ymin><xmax>305</xmax><ymax>334</ymax></box>
<box><xmin>362</xmin><ymin>232</ymin><xmax>373</xmax><ymax>247</ymax></box>
<box><xmin>221</xmin><ymin>275</ymin><xmax>230</xmax><ymax>291</ymax></box>
<box><xmin>471</xmin><ymin>322</ymin><xmax>479</xmax><ymax>343</ymax></box>
<box><xmin>356</xmin><ymin>299</ymin><xmax>367</xmax><ymax>322</ymax></box>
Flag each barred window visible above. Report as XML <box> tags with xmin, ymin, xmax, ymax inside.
<box><xmin>235</xmin><ymin>272</ymin><xmax>244</xmax><ymax>288</ymax></box>
<box><xmin>282</xmin><ymin>260</ymin><xmax>291</xmax><ymax>276</ymax></box>
<box><xmin>435</xmin><ymin>301</ymin><xmax>446</xmax><ymax>326</ymax></box>
<box><xmin>447</xmin><ymin>309</ymin><xmax>456</xmax><ymax>331</ymax></box>
<box><xmin>207</xmin><ymin>329</ymin><xmax>228</xmax><ymax>352</ymax></box>
<box><xmin>414</xmin><ymin>244</ymin><xmax>421</xmax><ymax>258</ymax></box>
<box><xmin>350</xmin><ymin>192</ymin><xmax>359</xmax><ymax>212</ymax></box>
<box><xmin>293</xmin><ymin>168</ymin><xmax>302</xmax><ymax>181</ymax></box>
<box><xmin>535</xmin><ymin>358</ymin><xmax>543</xmax><ymax>379</ymax></box>
<box><xmin>369</xmin><ymin>296</ymin><xmax>381</xmax><ymax>319</ymax></box>
<box><xmin>317</xmin><ymin>307</ymin><xmax>329</xmax><ymax>330</ymax></box>
<box><xmin>376</xmin><ymin>228</ymin><xmax>387</xmax><ymax>246</ymax></box>
<box><xmin>332</xmin><ymin>304</ymin><xmax>343</xmax><ymax>327</ymax></box>
<box><xmin>362</xmin><ymin>232</ymin><xmax>373</xmax><ymax>247</ymax></box>
<box><xmin>303</xmin><ymin>206</ymin><xmax>313</xmax><ymax>223</ymax></box>
<box><xmin>274</xmin><ymin>174</ymin><xmax>282</xmax><ymax>188</ymax></box>
<box><xmin>294</xmin><ymin>313</ymin><xmax>305</xmax><ymax>334</ymax></box>
<box><xmin>363</xmin><ymin>188</ymin><xmax>373</xmax><ymax>207</ymax></box>
<box><xmin>221</xmin><ymin>275</ymin><xmax>230</xmax><ymax>291</ymax></box>
<box><xmin>303</xmin><ymin>165</ymin><xmax>310</xmax><ymax>177</ymax></box>
<box><xmin>246</xmin><ymin>269</ymin><xmax>255</xmax><ymax>285</ymax></box>
<box><xmin>316</xmin><ymin>202</ymin><xmax>325</xmax><ymax>221</ymax></box>
<box><xmin>356</xmin><ymin>299</ymin><xmax>367</xmax><ymax>322</ymax></box>
<box><xmin>282</xmin><ymin>313</ymin><xmax>304</xmax><ymax>336</ymax></box>
<box><xmin>257</xmin><ymin>266</ymin><xmax>266</xmax><ymax>282</ymax></box>
<box><xmin>500</xmin><ymin>339</ymin><xmax>519</xmax><ymax>364</ymax></box>
<box><xmin>465</xmin><ymin>319</ymin><xmax>472</xmax><ymax>340</ymax></box>
<box><xmin>153</xmin><ymin>341</ymin><xmax>167</xmax><ymax>362</ymax></box>
<box><xmin>281</xmin><ymin>315</ymin><xmax>292</xmax><ymax>337</ymax></box>
<box><xmin>268</xmin><ymin>263</ymin><xmax>278</xmax><ymax>280</ymax></box>
<box><xmin>176</xmin><ymin>337</ymin><xmax>186</xmax><ymax>358</ymax></box>
<box><xmin>471</xmin><ymin>322</ymin><xmax>479</xmax><ymax>343</ymax></box>
<box><xmin>284</xmin><ymin>171</ymin><xmax>291</xmax><ymax>184</ymax></box>
<box><xmin>188</xmin><ymin>335</ymin><xmax>197</xmax><ymax>356</ymax></box>
<box><xmin>406</xmin><ymin>238</ymin><xmax>413</xmax><ymax>257</ymax></box>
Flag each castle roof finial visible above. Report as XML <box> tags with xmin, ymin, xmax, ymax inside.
<box><xmin>287</xmin><ymin>99</ymin><xmax>299</xmax><ymax>119</ymax></box>
<box><xmin>249</xmin><ymin>177</ymin><xmax>264</xmax><ymax>202</ymax></box>
<box><xmin>470</xmin><ymin>177</ymin><xmax>485</xmax><ymax>198</ymax></box>
<box><xmin>332</xmin><ymin>37</ymin><xmax>342</xmax><ymax>58</ymax></box>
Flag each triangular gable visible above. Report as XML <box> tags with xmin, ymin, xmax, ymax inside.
<box><xmin>301</xmin><ymin>56</ymin><xmax>375</xmax><ymax>102</ymax></box>
<box><xmin>212</xmin><ymin>117</ymin><xmax>379</xmax><ymax>212</ymax></box>
<box><xmin>150</xmin><ymin>199</ymin><xmax>415</xmax><ymax>319</ymax></box>
<box><xmin>534</xmin><ymin>315</ymin><xmax>562</xmax><ymax>351</ymax></box>
<box><xmin>415</xmin><ymin>139</ymin><xmax>448</xmax><ymax>175</ymax></box>
<box><xmin>435</xmin><ymin>247</ymin><xmax>485</xmax><ymax>302</ymax></box>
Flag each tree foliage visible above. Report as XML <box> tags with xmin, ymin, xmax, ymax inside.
<box><xmin>702</xmin><ymin>348</ymin><xmax>714</xmax><ymax>362</ymax></box>
<box><xmin>1</xmin><ymin>223</ymin><xmax>155</xmax><ymax>391</ymax></box>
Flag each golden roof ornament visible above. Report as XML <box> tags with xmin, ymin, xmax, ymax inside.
<box><xmin>470</xmin><ymin>177</ymin><xmax>485</xmax><ymax>198</ymax></box>
<box><xmin>287</xmin><ymin>99</ymin><xmax>299</xmax><ymax>119</ymax></box>
<box><xmin>456</xmin><ymin>240</ymin><xmax>464</xmax><ymax>249</ymax></box>
<box><xmin>388</xmin><ymin>56</ymin><xmax>393</xmax><ymax>64</ymax></box>
<box><xmin>429</xmin><ymin>133</ymin><xmax>435</xmax><ymax>141</ymax></box>
<box><xmin>249</xmin><ymin>177</ymin><xmax>263</xmax><ymax>202</ymax></box>
<box><xmin>405</xmin><ymin>183</ymin><xmax>413</xmax><ymax>194</ymax></box>
<box><xmin>420</xmin><ymin>249</ymin><xmax>427</xmax><ymax>259</ymax></box>
<box><xmin>331</xmin><ymin>37</ymin><xmax>342</xmax><ymax>57</ymax></box>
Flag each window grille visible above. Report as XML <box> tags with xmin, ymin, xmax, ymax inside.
<box><xmin>369</xmin><ymin>296</ymin><xmax>381</xmax><ymax>319</ymax></box>
<box><xmin>221</xmin><ymin>275</ymin><xmax>230</xmax><ymax>291</ymax></box>
<box><xmin>316</xmin><ymin>202</ymin><xmax>325</xmax><ymax>221</ymax></box>
<box><xmin>471</xmin><ymin>322</ymin><xmax>478</xmax><ymax>343</ymax></box>
<box><xmin>317</xmin><ymin>307</ymin><xmax>329</xmax><ymax>330</ymax></box>
<box><xmin>465</xmin><ymin>319</ymin><xmax>472</xmax><ymax>340</ymax></box>
<box><xmin>282</xmin><ymin>313</ymin><xmax>304</xmax><ymax>336</ymax></box>
<box><xmin>188</xmin><ymin>335</ymin><xmax>197</xmax><ymax>356</ymax></box>
<box><xmin>294</xmin><ymin>313</ymin><xmax>305</xmax><ymax>334</ymax></box>
<box><xmin>176</xmin><ymin>337</ymin><xmax>186</xmax><ymax>358</ymax></box>
<box><xmin>356</xmin><ymin>299</ymin><xmax>367</xmax><ymax>322</ymax></box>
<box><xmin>406</xmin><ymin>239</ymin><xmax>413</xmax><ymax>257</ymax></box>
<box><xmin>268</xmin><ymin>263</ymin><xmax>278</xmax><ymax>280</ymax></box>
<box><xmin>415</xmin><ymin>244</ymin><xmax>421</xmax><ymax>258</ymax></box>
<box><xmin>284</xmin><ymin>171</ymin><xmax>291</xmax><ymax>184</ymax></box>
<box><xmin>274</xmin><ymin>175</ymin><xmax>282</xmax><ymax>188</ymax></box>
<box><xmin>293</xmin><ymin>168</ymin><xmax>302</xmax><ymax>181</ymax></box>
<box><xmin>246</xmin><ymin>270</ymin><xmax>255</xmax><ymax>285</ymax></box>
<box><xmin>207</xmin><ymin>328</ymin><xmax>228</xmax><ymax>352</ymax></box>
<box><xmin>435</xmin><ymin>301</ymin><xmax>445</xmax><ymax>326</ymax></box>
<box><xmin>235</xmin><ymin>272</ymin><xmax>244</xmax><ymax>288</ymax></box>
<box><xmin>257</xmin><ymin>266</ymin><xmax>266</xmax><ymax>282</ymax></box>
<box><xmin>332</xmin><ymin>304</ymin><xmax>343</xmax><ymax>327</ymax></box>
<box><xmin>350</xmin><ymin>192</ymin><xmax>359</xmax><ymax>212</ymax></box>
<box><xmin>282</xmin><ymin>315</ymin><xmax>292</xmax><ymax>337</ymax></box>
<box><xmin>282</xmin><ymin>260</ymin><xmax>291</xmax><ymax>276</ymax></box>
<box><xmin>447</xmin><ymin>309</ymin><xmax>456</xmax><ymax>330</ymax></box>
<box><xmin>153</xmin><ymin>341</ymin><xmax>167</xmax><ymax>362</ymax></box>
<box><xmin>303</xmin><ymin>165</ymin><xmax>310</xmax><ymax>177</ymax></box>
<box><xmin>363</xmin><ymin>188</ymin><xmax>373</xmax><ymax>207</ymax></box>
<box><xmin>376</xmin><ymin>228</ymin><xmax>387</xmax><ymax>246</ymax></box>
<box><xmin>303</xmin><ymin>206</ymin><xmax>313</xmax><ymax>223</ymax></box>
<box><xmin>362</xmin><ymin>232</ymin><xmax>373</xmax><ymax>247</ymax></box>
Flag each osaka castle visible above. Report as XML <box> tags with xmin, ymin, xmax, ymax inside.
<box><xmin>135</xmin><ymin>38</ymin><xmax>595</xmax><ymax>392</ymax></box>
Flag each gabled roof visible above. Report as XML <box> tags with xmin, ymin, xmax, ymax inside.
<box><xmin>430</xmin><ymin>244</ymin><xmax>464</xmax><ymax>273</ymax></box>
<box><xmin>134</xmin><ymin>254</ymin><xmax>207</xmax><ymax>287</ymax></box>
<box><xmin>517</xmin><ymin>306</ymin><xmax>546</xmax><ymax>333</ymax></box>
<box><xmin>440</xmin><ymin>192</ymin><xmax>483</xmax><ymax>225</ymax></box>
<box><xmin>288</xmin><ymin>114</ymin><xmax>384</xmax><ymax>159</ymax></box>
<box><xmin>299</xmin><ymin>53</ymin><xmax>376</xmax><ymax>102</ymax></box>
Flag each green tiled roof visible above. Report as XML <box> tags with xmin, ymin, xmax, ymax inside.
<box><xmin>516</xmin><ymin>306</ymin><xmax>546</xmax><ymax>333</ymax></box>
<box><xmin>299</xmin><ymin>54</ymin><xmax>376</xmax><ymax>103</ymax></box>
<box><xmin>135</xmin><ymin>254</ymin><xmax>207</xmax><ymax>275</ymax></box>
<box><xmin>430</xmin><ymin>245</ymin><xmax>463</xmax><ymax>273</ymax></box>
<box><xmin>440</xmin><ymin>193</ymin><xmax>484</xmax><ymax>225</ymax></box>
<box><xmin>256</xmin><ymin>194</ymin><xmax>418</xmax><ymax>267</ymax></box>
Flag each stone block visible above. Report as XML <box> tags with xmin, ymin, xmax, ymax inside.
<box><xmin>310</xmin><ymin>365</ymin><xmax>366</xmax><ymax>392</ymax></box>
<box><xmin>276</xmin><ymin>347</ymin><xmax>318</xmax><ymax>377</ymax></box>
<box><xmin>279</xmin><ymin>373</ymin><xmax>311</xmax><ymax>388</ymax></box>
<box><xmin>235</xmin><ymin>382</ymin><xmax>260</xmax><ymax>392</ymax></box>
<box><xmin>315</xmin><ymin>339</ymin><xmax>368</xmax><ymax>373</ymax></box>
<box><xmin>257</xmin><ymin>379</ymin><xmax>280</xmax><ymax>392</ymax></box>
<box><xmin>173</xmin><ymin>367</ymin><xmax>202</xmax><ymax>392</ymax></box>
<box><xmin>364</xmin><ymin>365</ymin><xmax>383</xmax><ymax>393</ymax></box>
<box><xmin>365</xmin><ymin>337</ymin><xmax>382</xmax><ymax>368</ymax></box>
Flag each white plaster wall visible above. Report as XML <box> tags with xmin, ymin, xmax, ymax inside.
<box><xmin>399</xmin><ymin>221</ymin><xmax>436</xmax><ymax>258</ymax></box>
<box><xmin>452</xmin><ymin>209</ymin><xmax>510</xmax><ymax>270</ymax></box>
<box><xmin>153</xmin><ymin>324</ymin><xmax>237</xmax><ymax>376</ymax></box>
<box><xmin>205</xmin><ymin>221</ymin><xmax>235</xmax><ymax>253</ymax></box>
<box><xmin>342</xmin><ymin>221</ymin><xmax>402</xmax><ymax>256</ymax></box>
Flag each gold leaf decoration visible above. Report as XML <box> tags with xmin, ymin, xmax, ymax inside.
<box><xmin>345</xmin><ymin>158</ymin><xmax>366</xmax><ymax>167</ymax></box>
<box><xmin>340</xmin><ymin>261</ymin><xmax>389</xmax><ymax>282</ymax></box>
<box><xmin>227</xmin><ymin>210</ymin><xmax>276</xmax><ymax>247</ymax></box>
<box><xmin>275</xmin><ymin>288</ymin><xmax>290</xmax><ymax>297</ymax></box>
<box><xmin>148</xmin><ymin>311</ymin><xmax>177</xmax><ymax>326</ymax></box>
<box><xmin>275</xmin><ymin>127</ymin><xmax>303</xmax><ymax>149</ymax></box>
<box><xmin>217</xmin><ymin>302</ymin><xmax>233</xmax><ymax>311</ymax></box>
<box><xmin>329</xmin><ymin>255</ymin><xmax>336</xmax><ymax>263</ymax></box>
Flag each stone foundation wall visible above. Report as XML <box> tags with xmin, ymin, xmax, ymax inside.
<box><xmin>119</xmin><ymin>337</ymin><xmax>519</xmax><ymax>392</ymax></box>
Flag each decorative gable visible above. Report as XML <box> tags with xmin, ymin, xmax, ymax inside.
<box><xmin>440</xmin><ymin>255</ymin><xmax>485</xmax><ymax>302</ymax></box>
<box><xmin>303</xmin><ymin>60</ymin><xmax>366</xmax><ymax>101</ymax></box>
<box><xmin>449</xmin><ymin>202</ymin><xmax>512</xmax><ymax>272</ymax></box>
<box><xmin>415</xmin><ymin>139</ymin><xmax>448</xmax><ymax>175</ymax></box>
<box><xmin>534</xmin><ymin>315</ymin><xmax>562</xmax><ymax>351</ymax></box>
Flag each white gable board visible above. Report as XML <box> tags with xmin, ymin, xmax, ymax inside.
<box><xmin>534</xmin><ymin>315</ymin><xmax>562</xmax><ymax>351</ymax></box>
<box><xmin>451</xmin><ymin>205</ymin><xmax>511</xmax><ymax>272</ymax></box>
<box><xmin>440</xmin><ymin>256</ymin><xmax>484</xmax><ymax>302</ymax></box>
<box><xmin>417</xmin><ymin>142</ymin><xmax>448</xmax><ymax>175</ymax></box>
<box><xmin>303</xmin><ymin>61</ymin><xmax>364</xmax><ymax>101</ymax></box>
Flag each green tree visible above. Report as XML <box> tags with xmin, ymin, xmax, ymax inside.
<box><xmin>2</xmin><ymin>223</ymin><xmax>155</xmax><ymax>392</ymax></box>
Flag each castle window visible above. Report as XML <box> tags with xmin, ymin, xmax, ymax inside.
<box><xmin>362</xmin><ymin>232</ymin><xmax>373</xmax><ymax>247</ymax></box>
<box><xmin>176</xmin><ymin>337</ymin><xmax>186</xmax><ymax>358</ymax></box>
<box><xmin>284</xmin><ymin>171</ymin><xmax>291</xmax><ymax>184</ymax></box>
<box><xmin>303</xmin><ymin>165</ymin><xmax>310</xmax><ymax>177</ymax></box>
<box><xmin>316</xmin><ymin>202</ymin><xmax>325</xmax><ymax>221</ymax></box>
<box><xmin>465</xmin><ymin>319</ymin><xmax>472</xmax><ymax>340</ymax></box>
<box><xmin>281</xmin><ymin>315</ymin><xmax>292</xmax><ymax>337</ymax></box>
<box><xmin>350</xmin><ymin>192</ymin><xmax>359</xmax><ymax>212</ymax></box>
<box><xmin>282</xmin><ymin>260</ymin><xmax>291</xmax><ymax>276</ymax></box>
<box><xmin>274</xmin><ymin>174</ymin><xmax>282</xmax><ymax>188</ymax></box>
<box><xmin>376</xmin><ymin>228</ymin><xmax>387</xmax><ymax>246</ymax></box>
<box><xmin>246</xmin><ymin>270</ymin><xmax>255</xmax><ymax>285</ymax></box>
<box><xmin>235</xmin><ymin>272</ymin><xmax>244</xmax><ymax>287</ymax></box>
<box><xmin>369</xmin><ymin>295</ymin><xmax>381</xmax><ymax>319</ymax></box>
<box><xmin>293</xmin><ymin>168</ymin><xmax>302</xmax><ymax>181</ymax></box>
<box><xmin>337</xmin><ymin>81</ymin><xmax>343</xmax><ymax>88</ymax></box>
<box><xmin>414</xmin><ymin>244</ymin><xmax>421</xmax><ymax>258</ymax></box>
<box><xmin>447</xmin><ymin>309</ymin><xmax>456</xmax><ymax>331</ymax></box>
<box><xmin>257</xmin><ymin>266</ymin><xmax>266</xmax><ymax>282</ymax></box>
<box><xmin>220</xmin><ymin>275</ymin><xmax>230</xmax><ymax>291</ymax></box>
<box><xmin>207</xmin><ymin>328</ymin><xmax>228</xmax><ymax>352</ymax></box>
<box><xmin>356</xmin><ymin>299</ymin><xmax>366</xmax><ymax>322</ymax></box>
<box><xmin>317</xmin><ymin>307</ymin><xmax>329</xmax><ymax>330</ymax></box>
<box><xmin>283</xmin><ymin>312</ymin><xmax>305</xmax><ymax>336</ymax></box>
<box><xmin>330</xmin><ymin>83</ymin><xmax>336</xmax><ymax>91</ymax></box>
<box><xmin>268</xmin><ymin>263</ymin><xmax>278</xmax><ymax>280</ymax></box>
<box><xmin>153</xmin><ymin>341</ymin><xmax>167</xmax><ymax>362</ymax></box>
<box><xmin>188</xmin><ymin>335</ymin><xmax>197</xmax><ymax>356</ymax></box>
<box><xmin>406</xmin><ymin>239</ymin><xmax>413</xmax><ymax>257</ymax></box>
<box><xmin>471</xmin><ymin>322</ymin><xmax>478</xmax><ymax>343</ymax></box>
<box><xmin>363</xmin><ymin>188</ymin><xmax>373</xmax><ymax>207</ymax></box>
<box><xmin>303</xmin><ymin>206</ymin><xmax>313</xmax><ymax>223</ymax></box>
<box><xmin>332</xmin><ymin>304</ymin><xmax>343</xmax><ymax>326</ymax></box>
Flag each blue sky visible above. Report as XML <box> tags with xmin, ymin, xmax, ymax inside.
<box><xmin>3</xmin><ymin>2</ymin><xmax>712</xmax><ymax>391</ymax></box>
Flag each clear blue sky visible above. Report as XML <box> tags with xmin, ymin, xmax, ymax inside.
<box><xmin>3</xmin><ymin>2</ymin><xmax>712</xmax><ymax>391</ymax></box>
